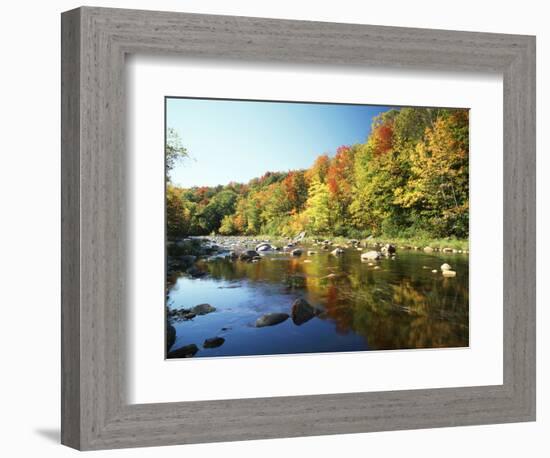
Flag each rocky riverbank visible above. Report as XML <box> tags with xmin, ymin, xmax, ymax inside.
<box><xmin>166</xmin><ymin>233</ymin><xmax>468</xmax><ymax>279</ymax></box>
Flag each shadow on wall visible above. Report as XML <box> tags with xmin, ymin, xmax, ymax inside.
<box><xmin>35</xmin><ymin>429</ymin><xmax>59</xmax><ymax>444</ymax></box>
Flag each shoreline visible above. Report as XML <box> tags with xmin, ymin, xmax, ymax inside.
<box><xmin>171</xmin><ymin>234</ymin><xmax>469</xmax><ymax>254</ymax></box>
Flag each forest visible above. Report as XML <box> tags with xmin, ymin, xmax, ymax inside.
<box><xmin>166</xmin><ymin>107</ymin><xmax>469</xmax><ymax>241</ymax></box>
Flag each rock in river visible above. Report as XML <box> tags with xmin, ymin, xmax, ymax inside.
<box><xmin>361</xmin><ymin>251</ymin><xmax>382</xmax><ymax>261</ymax></box>
<box><xmin>291</xmin><ymin>298</ymin><xmax>318</xmax><ymax>325</ymax></box>
<box><xmin>331</xmin><ymin>248</ymin><xmax>344</xmax><ymax>256</ymax></box>
<box><xmin>255</xmin><ymin>312</ymin><xmax>290</xmax><ymax>328</ymax></box>
<box><xmin>440</xmin><ymin>263</ymin><xmax>452</xmax><ymax>271</ymax></box>
<box><xmin>291</xmin><ymin>248</ymin><xmax>303</xmax><ymax>256</ymax></box>
<box><xmin>239</xmin><ymin>250</ymin><xmax>259</xmax><ymax>261</ymax></box>
<box><xmin>256</xmin><ymin>243</ymin><xmax>272</xmax><ymax>252</ymax></box>
<box><xmin>203</xmin><ymin>337</ymin><xmax>225</xmax><ymax>349</ymax></box>
<box><xmin>191</xmin><ymin>303</ymin><xmax>217</xmax><ymax>315</ymax></box>
<box><xmin>423</xmin><ymin>246</ymin><xmax>434</xmax><ymax>253</ymax></box>
<box><xmin>167</xmin><ymin>343</ymin><xmax>199</xmax><ymax>359</ymax></box>
<box><xmin>442</xmin><ymin>270</ymin><xmax>457</xmax><ymax>277</ymax></box>
<box><xmin>382</xmin><ymin>244</ymin><xmax>396</xmax><ymax>254</ymax></box>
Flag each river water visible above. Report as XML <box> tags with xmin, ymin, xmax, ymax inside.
<box><xmin>167</xmin><ymin>247</ymin><xmax>469</xmax><ymax>358</ymax></box>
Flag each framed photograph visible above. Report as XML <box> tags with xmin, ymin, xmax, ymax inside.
<box><xmin>61</xmin><ymin>6</ymin><xmax>536</xmax><ymax>450</ymax></box>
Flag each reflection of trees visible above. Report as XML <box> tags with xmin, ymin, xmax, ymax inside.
<box><xmin>172</xmin><ymin>251</ymin><xmax>469</xmax><ymax>350</ymax></box>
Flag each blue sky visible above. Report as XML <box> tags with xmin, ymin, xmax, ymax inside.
<box><xmin>166</xmin><ymin>97</ymin><xmax>395</xmax><ymax>187</ymax></box>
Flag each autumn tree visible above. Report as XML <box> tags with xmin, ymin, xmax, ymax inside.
<box><xmin>394</xmin><ymin>110</ymin><xmax>469</xmax><ymax>237</ymax></box>
<box><xmin>166</xmin><ymin>107</ymin><xmax>469</xmax><ymax>239</ymax></box>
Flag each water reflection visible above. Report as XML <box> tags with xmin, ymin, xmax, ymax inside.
<box><xmin>167</xmin><ymin>249</ymin><xmax>468</xmax><ymax>358</ymax></box>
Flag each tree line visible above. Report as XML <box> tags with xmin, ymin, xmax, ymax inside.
<box><xmin>166</xmin><ymin>107</ymin><xmax>469</xmax><ymax>240</ymax></box>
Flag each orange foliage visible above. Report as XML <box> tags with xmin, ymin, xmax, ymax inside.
<box><xmin>372</xmin><ymin>122</ymin><xmax>394</xmax><ymax>156</ymax></box>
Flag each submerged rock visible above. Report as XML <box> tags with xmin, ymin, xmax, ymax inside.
<box><xmin>307</xmin><ymin>250</ymin><xmax>317</xmax><ymax>255</ymax></box>
<box><xmin>291</xmin><ymin>248</ymin><xmax>303</xmax><ymax>256</ymax></box>
<box><xmin>361</xmin><ymin>251</ymin><xmax>382</xmax><ymax>261</ymax></box>
<box><xmin>255</xmin><ymin>312</ymin><xmax>289</xmax><ymax>328</ymax></box>
<box><xmin>168</xmin><ymin>308</ymin><xmax>197</xmax><ymax>321</ymax></box>
<box><xmin>291</xmin><ymin>298</ymin><xmax>319</xmax><ymax>325</ymax></box>
<box><xmin>203</xmin><ymin>337</ymin><xmax>225</xmax><ymax>349</ymax></box>
<box><xmin>191</xmin><ymin>303</ymin><xmax>217</xmax><ymax>315</ymax></box>
<box><xmin>167</xmin><ymin>343</ymin><xmax>199</xmax><ymax>359</ymax></box>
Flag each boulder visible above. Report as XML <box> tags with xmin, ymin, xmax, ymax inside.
<box><xmin>442</xmin><ymin>270</ymin><xmax>457</xmax><ymax>277</ymax></box>
<box><xmin>382</xmin><ymin>244</ymin><xmax>396</xmax><ymax>254</ymax></box>
<box><xmin>239</xmin><ymin>250</ymin><xmax>259</xmax><ymax>261</ymax></box>
<box><xmin>203</xmin><ymin>337</ymin><xmax>225</xmax><ymax>349</ymax></box>
<box><xmin>167</xmin><ymin>343</ymin><xmax>199</xmax><ymax>359</ymax></box>
<box><xmin>440</xmin><ymin>263</ymin><xmax>453</xmax><ymax>271</ymax></box>
<box><xmin>442</xmin><ymin>247</ymin><xmax>453</xmax><ymax>253</ymax></box>
<box><xmin>331</xmin><ymin>248</ymin><xmax>345</xmax><ymax>256</ymax></box>
<box><xmin>255</xmin><ymin>312</ymin><xmax>290</xmax><ymax>328</ymax></box>
<box><xmin>361</xmin><ymin>251</ymin><xmax>382</xmax><ymax>261</ymax></box>
<box><xmin>291</xmin><ymin>248</ymin><xmax>303</xmax><ymax>256</ymax></box>
<box><xmin>191</xmin><ymin>303</ymin><xmax>217</xmax><ymax>315</ymax></box>
<box><xmin>423</xmin><ymin>246</ymin><xmax>434</xmax><ymax>253</ymax></box>
<box><xmin>256</xmin><ymin>243</ymin><xmax>272</xmax><ymax>251</ymax></box>
<box><xmin>291</xmin><ymin>298</ymin><xmax>318</xmax><ymax>325</ymax></box>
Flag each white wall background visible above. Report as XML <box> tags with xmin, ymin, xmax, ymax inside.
<box><xmin>0</xmin><ymin>0</ymin><xmax>546</xmax><ymax>456</ymax></box>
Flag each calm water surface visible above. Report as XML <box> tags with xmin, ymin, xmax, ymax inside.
<box><xmin>167</xmin><ymin>248</ymin><xmax>469</xmax><ymax>358</ymax></box>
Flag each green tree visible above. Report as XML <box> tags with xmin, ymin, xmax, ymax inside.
<box><xmin>199</xmin><ymin>190</ymin><xmax>238</xmax><ymax>233</ymax></box>
<box><xmin>165</xmin><ymin>128</ymin><xmax>188</xmax><ymax>178</ymax></box>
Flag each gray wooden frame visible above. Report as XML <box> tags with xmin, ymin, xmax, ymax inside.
<box><xmin>61</xmin><ymin>6</ymin><xmax>536</xmax><ymax>451</ymax></box>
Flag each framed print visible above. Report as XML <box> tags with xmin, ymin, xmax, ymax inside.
<box><xmin>61</xmin><ymin>6</ymin><xmax>536</xmax><ymax>450</ymax></box>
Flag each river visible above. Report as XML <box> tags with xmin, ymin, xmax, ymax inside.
<box><xmin>166</xmin><ymin>242</ymin><xmax>469</xmax><ymax>358</ymax></box>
